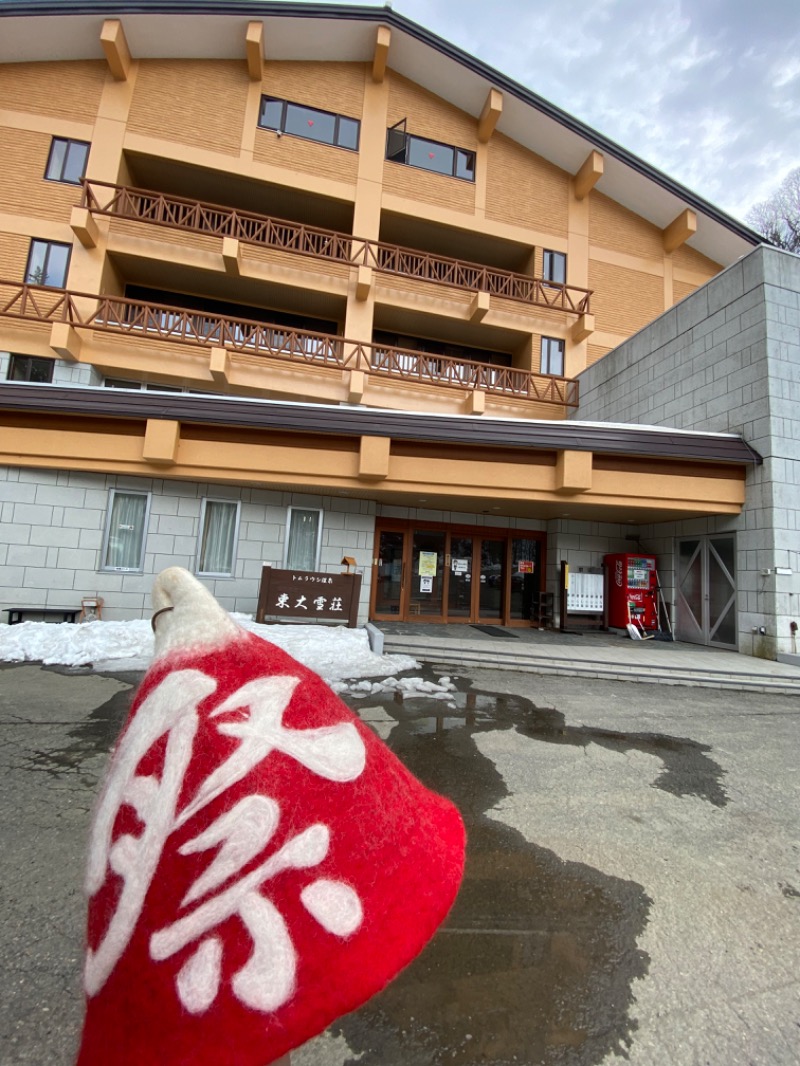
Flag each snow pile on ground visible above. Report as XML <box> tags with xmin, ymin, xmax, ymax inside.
<box><xmin>0</xmin><ymin>616</ymin><xmax>419</xmax><ymax>682</ymax></box>
<box><xmin>336</xmin><ymin>674</ymin><xmax>457</xmax><ymax>704</ymax></box>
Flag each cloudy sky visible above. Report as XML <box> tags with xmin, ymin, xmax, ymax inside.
<box><xmin>329</xmin><ymin>0</ymin><xmax>800</xmax><ymax>224</ymax></box>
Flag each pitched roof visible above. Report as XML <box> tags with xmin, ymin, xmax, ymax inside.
<box><xmin>0</xmin><ymin>0</ymin><xmax>762</xmax><ymax>265</ymax></box>
<box><xmin>0</xmin><ymin>384</ymin><xmax>763</xmax><ymax>465</ymax></box>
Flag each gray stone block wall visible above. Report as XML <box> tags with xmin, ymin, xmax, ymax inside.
<box><xmin>0</xmin><ymin>468</ymin><xmax>378</xmax><ymax>623</ymax></box>
<box><xmin>0</xmin><ymin>351</ymin><xmax>101</xmax><ymax>387</ymax></box>
<box><xmin>544</xmin><ymin>518</ymin><xmax>634</xmax><ymax>629</ymax></box>
<box><xmin>574</xmin><ymin>245</ymin><xmax>800</xmax><ymax>658</ymax></box>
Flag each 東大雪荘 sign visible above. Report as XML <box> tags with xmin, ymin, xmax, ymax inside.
<box><xmin>256</xmin><ymin>567</ymin><xmax>362</xmax><ymax>627</ymax></box>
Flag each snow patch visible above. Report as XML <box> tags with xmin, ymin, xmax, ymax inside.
<box><xmin>0</xmin><ymin>616</ymin><xmax>419</xmax><ymax>683</ymax></box>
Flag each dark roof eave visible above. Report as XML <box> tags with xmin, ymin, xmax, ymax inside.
<box><xmin>0</xmin><ymin>384</ymin><xmax>763</xmax><ymax>465</ymax></box>
<box><xmin>0</xmin><ymin>0</ymin><xmax>764</xmax><ymax>247</ymax></box>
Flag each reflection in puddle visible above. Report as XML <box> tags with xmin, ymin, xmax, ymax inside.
<box><xmin>47</xmin><ymin>667</ymin><xmax>725</xmax><ymax>1064</ymax></box>
<box><xmin>19</xmin><ymin>670</ymin><xmax>137</xmax><ymax>782</ymax></box>
<box><xmin>334</xmin><ymin>676</ymin><xmax>727</xmax><ymax>1066</ymax></box>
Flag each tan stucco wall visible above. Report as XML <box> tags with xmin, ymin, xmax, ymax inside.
<box><xmin>127</xmin><ymin>60</ymin><xmax>250</xmax><ymax>155</ymax></box>
<box><xmin>0</xmin><ymin>413</ymin><xmax>746</xmax><ymax>522</ymax></box>
<box><xmin>0</xmin><ymin>46</ymin><xmax>731</xmax><ymax>501</ymax></box>
<box><xmin>0</xmin><ymin>61</ymin><xmax>107</xmax><ymax>122</ymax></box>
<box><xmin>486</xmin><ymin>132</ymin><xmax>569</xmax><ymax>236</ymax></box>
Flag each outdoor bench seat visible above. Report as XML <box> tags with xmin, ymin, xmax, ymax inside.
<box><xmin>4</xmin><ymin>607</ymin><xmax>79</xmax><ymax>625</ymax></box>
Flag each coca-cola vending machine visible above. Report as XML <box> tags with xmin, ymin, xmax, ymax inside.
<box><xmin>604</xmin><ymin>553</ymin><xmax>658</xmax><ymax>630</ymax></box>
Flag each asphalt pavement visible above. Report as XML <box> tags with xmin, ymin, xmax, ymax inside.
<box><xmin>1</xmin><ymin>660</ymin><xmax>798</xmax><ymax>1065</ymax></box>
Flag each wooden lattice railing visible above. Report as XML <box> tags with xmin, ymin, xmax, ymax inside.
<box><xmin>0</xmin><ymin>281</ymin><xmax>578</xmax><ymax>406</ymax></box>
<box><xmin>80</xmin><ymin>180</ymin><xmax>592</xmax><ymax>315</ymax></box>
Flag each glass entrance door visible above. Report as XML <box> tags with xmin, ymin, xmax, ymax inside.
<box><xmin>371</xmin><ymin>521</ymin><xmax>546</xmax><ymax>625</ymax></box>
<box><xmin>477</xmin><ymin>538</ymin><xmax>504</xmax><ymax>620</ymax></box>
<box><xmin>374</xmin><ymin>529</ymin><xmax>405</xmax><ymax>616</ymax></box>
<box><xmin>509</xmin><ymin>536</ymin><xmax>540</xmax><ymax>623</ymax></box>
<box><xmin>677</xmin><ymin>534</ymin><xmax>737</xmax><ymax>648</ymax></box>
<box><xmin>410</xmin><ymin>529</ymin><xmax>446</xmax><ymax>619</ymax></box>
<box><xmin>447</xmin><ymin>536</ymin><xmax>474</xmax><ymax>618</ymax></box>
<box><xmin>446</xmin><ymin>536</ymin><xmax>507</xmax><ymax>621</ymax></box>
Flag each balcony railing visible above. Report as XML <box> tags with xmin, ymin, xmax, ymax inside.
<box><xmin>0</xmin><ymin>281</ymin><xmax>578</xmax><ymax>407</ymax></box>
<box><xmin>80</xmin><ymin>180</ymin><xmax>592</xmax><ymax>316</ymax></box>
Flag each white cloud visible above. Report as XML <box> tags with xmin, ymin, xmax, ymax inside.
<box><xmin>295</xmin><ymin>0</ymin><xmax>800</xmax><ymax>219</ymax></box>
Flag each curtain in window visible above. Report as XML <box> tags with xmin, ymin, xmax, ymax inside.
<box><xmin>105</xmin><ymin>492</ymin><xmax>147</xmax><ymax>569</ymax></box>
<box><xmin>198</xmin><ymin>501</ymin><xmax>238</xmax><ymax>575</ymax></box>
<box><xmin>286</xmin><ymin>509</ymin><xmax>320</xmax><ymax>570</ymax></box>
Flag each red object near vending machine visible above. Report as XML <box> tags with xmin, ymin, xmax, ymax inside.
<box><xmin>604</xmin><ymin>553</ymin><xmax>658</xmax><ymax>630</ymax></box>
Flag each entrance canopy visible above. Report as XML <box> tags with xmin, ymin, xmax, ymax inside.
<box><xmin>0</xmin><ymin>386</ymin><xmax>760</xmax><ymax>524</ymax></box>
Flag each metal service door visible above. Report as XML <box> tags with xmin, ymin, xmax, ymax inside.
<box><xmin>676</xmin><ymin>535</ymin><xmax>737</xmax><ymax>648</ymax></box>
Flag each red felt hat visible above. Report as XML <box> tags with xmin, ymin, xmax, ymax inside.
<box><xmin>77</xmin><ymin>568</ymin><xmax>465</xmax><ymax>1066</ymax></box>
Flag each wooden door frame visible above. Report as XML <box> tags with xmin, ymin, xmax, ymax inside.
<box><xmin>370</xmin><ymin>519</ymin><xmax>545</xmax><ymax>625</ymax></box>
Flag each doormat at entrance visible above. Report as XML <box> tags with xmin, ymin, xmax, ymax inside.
<box><xmin>469</xmin><ymin>625</ymin><xmax>520</xmax><ymax>639</ymax></box>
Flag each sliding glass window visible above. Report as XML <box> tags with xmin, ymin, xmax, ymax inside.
<box><xmin>285</xmin><ymin>507</ymin><xmax>322</xmax><ymax>571</ymax></box>
<box><xmin>259</xmin><ymin>97</ymin><xmax>359</xmax><ymax>150</ymax></box>
<box><xmin>101</xmin><ymin>490</ymin><xmax>150</xmax><ymax>571</ymax></box>
<box><xmin>196</xmin><ymin>498</ymin><xmax>240</xmax><ymax>577</ymax></box>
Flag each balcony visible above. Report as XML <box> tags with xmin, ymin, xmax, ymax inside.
<box><xmin>0</xmin><ymin>281</ymin><xmax>579</xmax><ymax>408</ymax></box>
<box><xmin>80</xmin><ymin>180</ymin><xmax>592</xmax><ymax>316</ymax></box>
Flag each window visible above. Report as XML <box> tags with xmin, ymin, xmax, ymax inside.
<box><xmin>101</xmin><ymin>490</ymin><xmax>150</xmax><ymax>571</ymax></box>
<box><xmin>196</xmin><ymin>499</ymin><xmax>240</xmax><ymax>577</ymax></box>
<box><xmin>259</xmin><ymin>97</ymin><xmax>360</xmax><ymax>151</ymax></box>
<box><xmin>540</xmin><ymin>337</ymin><xmax>565</xmax><ymax>377</ymax></box>
<box><xmin>385</xmin><ymin>121</ymin><xmax>475</xmax><ymax>182</ymax></box>
<box><xmin>44</xmin><ymin>138</ymin><xmax>89</xmax><ymax>184</ymax></box>
<box><xmin>7</xmin><ymin>355</ymin><xmax>54</xmax><ymax>384</ymax></box>
<box><xmin>284</xmin><ymin>507</ymin><xmax>322</xmax><ymax>571</ymax></box>
<box><xmin>25</xmin><ymin>239</ymin><xmax>71</xmax><ymax>287</ymax></box>
<box><xmin>104</xmin><ymin>378</ymin><xmax>183</xmax><ymax>392</ymax></box>
<box><xmin>543</xmin><ymin>250</ymin><xmax>567</xmax><ymax>285</ymax></box>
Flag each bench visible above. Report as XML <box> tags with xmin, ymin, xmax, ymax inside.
<box><xmin>4</xmin><ymin>607</ymin><xmax>79</xmax><ymax>625</ymax></box>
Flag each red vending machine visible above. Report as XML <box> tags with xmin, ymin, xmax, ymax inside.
<box><xmin>604</xmin><ymin>553</ymin><xmax>658</xmax><ymax>630</ymax></box>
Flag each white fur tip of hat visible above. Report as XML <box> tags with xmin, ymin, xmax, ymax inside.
<box><xmin>151</xmin><ymin>567</ymin><xmax>241</xmax><ymax>660</ymax></box>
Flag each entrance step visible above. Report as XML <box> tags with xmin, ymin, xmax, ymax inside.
<box><xmin>379</xmin><ymin>632</ymin><xmax>800</xmax><ymax>695</ymax></box>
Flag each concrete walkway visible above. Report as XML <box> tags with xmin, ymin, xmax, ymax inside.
<box><xmin>375</xmin><ymin>623</ymin><xmax>800</xmax><ymax>694</ymax></box>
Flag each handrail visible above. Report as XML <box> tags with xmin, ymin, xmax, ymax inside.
<box><xmin>81</xmin><ymin>180</ymin><xmax>592</xmax><ymax>315</ymax></box>
<box><xmin>0</xmin><ymin>280</ymin><xmax>578</xmax><ymax>406</ymax></box>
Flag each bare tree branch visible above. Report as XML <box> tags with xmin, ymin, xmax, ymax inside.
<box><xmin>746</xmin><ymin>167</ymin><xmax>800</xmax><ymax>252</ymax></box>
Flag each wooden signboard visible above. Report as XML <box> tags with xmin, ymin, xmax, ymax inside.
<box><xmin>256</xmin><ymin>566</ymin><xmax>362</xmax><ymax>628</ymax></box>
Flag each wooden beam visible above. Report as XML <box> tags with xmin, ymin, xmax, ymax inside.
<box><xmin>347</xmin><ymin>369</ymin><xmax>366</xmax><ymax>404</ymax></box>
<box><xmin>372</xmin><ymin>25</ymin><xmax>391</xmax><ymax>83</ymax></box>
<box><xmin>100</xmin><ymin>19</ymin><xmax>132</xmax><ymax>81</ymax></box>
<box><xmin>467</xmin><ymin>390</ymin><xmax>485</xmax><ymax>415</ymax></box>
<box><xmin>208</xmin><ymin>347</ymin><xmax>231</xmax><ymax>383</ymax></box>
<box><xmin>556</xmin><ymin>450</ymin><xmax>593</xmax><ymax>493</ymax></box>
<box><xmin>143</xmin><ymin>419</ymin><xmax>180</xmax><ymax>465</ymax></box>
<box><xmin>358</xmin><ymin>435</ymin><xmax>390</xmax><ymax>480</ymax></box>
<box><xmin>477</xmin><ymin>88</ymin><xmax>503</xmax><ymax>143</ymax></box>
<box><xmin>355</xmin><ymin>265</ymin><xmax>373</xmax><ymax>301</ymax></box>
<box><xmin>573</xmin><ymin>150</ymin><xmax>604</xmax><ymax>200</ymax></box>
<box><xmin>49</xmin><ymin>323</ymin><xmax>81</xmax><ymax>362</ymax></box>
<box><xmin>70</xmin><ymin>206</ymin><xmax>99</xmax><ymax>249</ymax></box>
<box><xmin>663</xmin><ymin>208</ymin><xmax>697</xmax><ymax>252</ymax></box>
<box><xmin>222</xmin><ymin>237</ymin><xmax>242</xmax><ymax>276</ymax></box>
<box><xmin>571</xmin><ymin>313</ymin><xmax>595</xmax><ymax>343</ymax></box>
<box><xmin>469</xmin><ymin>290</ymin><xmax>490</xmax><ymax>322</ymax></box>
<box><xmin>246</xmin><ymin>21</ymin><xmax>264</xmax><ymax>81</ymax></box>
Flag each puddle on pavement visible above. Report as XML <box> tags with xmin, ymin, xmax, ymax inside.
<box><xmin>19</xmin><ymin>668</ymin><xmax>137</xmax><ymax>781</ymax></box>
<box><xmin>333</xmin><ymin>674</ymin><xmax>726</xmax><ymax>1066</ymax></box>
<box><xmin>28</xmin><ymin>665</ymin><xmax>727</xmax><ymax>1065</ymax></box>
